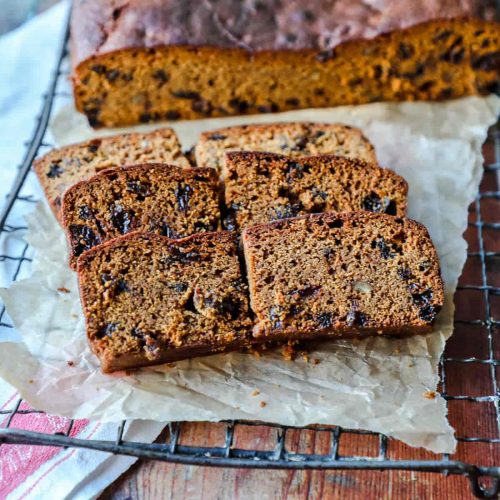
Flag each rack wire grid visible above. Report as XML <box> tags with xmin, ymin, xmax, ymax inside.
<box><xmin>0</xmin><ymin>9</ymin><xmax>499</xmax><ymax>500</ymax></box>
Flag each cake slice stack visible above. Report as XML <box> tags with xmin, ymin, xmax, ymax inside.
<box><xmin>32</xmin><ymin>120</ymin><xmax>444</xmax><ymax>373</ymax></box>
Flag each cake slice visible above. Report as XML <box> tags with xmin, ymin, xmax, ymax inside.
<box><xmin>223</xmin><ymin>152</ymin><xmax>407</xmax><ymax>230</ymax></box>
<box><xmin>195</xmin><ymin>122</ymin><xmax>377</xmax><ymax>173</ymax></box>
<box><xmin>242</xmin><ymin>212</ymin><xmax>444</xmax><ymax>342</ymax></box>
<box><xmin>62</xmin><ymin>163</ymin><xmax>220</xmax><ymax>269</ymax></box>
<box><xmin>34</xmin><ymin>128</ymin><xmax>190</xmax><ymax>219</ymax></box>
<box><xmin>77</xmin><ymin>231</ymin><xmax>253</xmax><ymax>373</ymax></box>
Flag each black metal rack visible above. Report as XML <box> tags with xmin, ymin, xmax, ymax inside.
<box><xmin>0</xmin><ymin>9</ymin><xmax>499</xmax><ymax>499</ymax></box>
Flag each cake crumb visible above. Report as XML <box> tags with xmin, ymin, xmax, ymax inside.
<box><xmin>28</xmin><ymin>379</ymin><xmax>34</xmax><ymax>384</ymax></box>
<box><xmin>282</xmin><ymin>345</ymin><xmax>294</xmax><ymax>361</ymax></box>
<box><xmin>259</xmin><ymin>401</ymin><xmax>267</xmax><ymax>408</ymax></box>
<box><xmin>424</xmin><ymin>390</ymin><xmax>437</xmax><ymax>400</ymax></box>
<box><xmin>57</xmin><ymin>287</ymin><xmax>70</xmax><ymax>294</ymax></box>
<box><xmin>312</xmin><ymin>358</ymin><xmax>321</xmax><ymax>365</ymax></box>
<box><xmin>67</xmin><ymin>360</ymin><xmax>75</xmax><ymax>367</ymax></box>
<box><xmin>251</xmin><ymin>389</ymin><xmax>260</xmax><ymax>397</ymax></box>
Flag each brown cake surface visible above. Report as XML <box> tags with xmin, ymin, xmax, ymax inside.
<box><xmin>62</xmin><ymin>163</ymin><xmax>220</xmax><ymax>269</ymax></box>
<box><xmin>78</xmin><ymin>231</ymin><xmax>253</xmax><ymax>373</ymax></box>
<box><xmin>223</xmin><ymin>152</ymin><xmax>407</xmax><ymax>230</ymax></box>
<box><xmin>242</xmin><ymin>212</ymin><xmax>444</xmax><ymax>341</ymax></box>
<box><xmin>71</xmin><ymin>0</ymin><xmax>499</xmax><ymax>127</ymax></box>
<box><xmin>195</xmin><ymin>122</ymin><xmax>377</xmax><ymax>173</ymax></box>
<box><xmin>34</xmin><ymin>128</ymin><xmax>190</xmax><ymax>219</ymax></box>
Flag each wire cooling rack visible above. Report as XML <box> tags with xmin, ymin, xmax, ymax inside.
<box><xmin>0</xmin><ymin>10</ymin><xmax>499</xmax><ymax>500</ymax></box>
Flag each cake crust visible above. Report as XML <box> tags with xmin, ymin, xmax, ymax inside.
<box><xmin>71</xmin><ymin>0</ymin><xmax>487</xmax><ymax>65</ymax></box>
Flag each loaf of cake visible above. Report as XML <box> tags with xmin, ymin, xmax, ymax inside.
<box><xmin>62</xmin><ymin>163</ymin><xmax>220</xmax><ymax>269</ymax></box>
<box><xmin>34</xmin><ymin>128</ymin><xmax>190</xmax><ymax>219</ymax></box>
<box><xmin>77</xmin><ymin>231</ymin><xmax>253</xmax><ymax>373</ymax></box>
<box><xmin>71</xmin><ymin>0</ymin><xmax>499</xmax><ymax>127</ymax></box>
<box><xmin>242</xmin><ymin>212</ymin><xmax>444</xmax><ymax>341</ymax></box>
<box><xmin>223</xmin><ymin>152</ymin><xmax>407</xmax><ymax>230</ymax></box>
<box><xmin>195</xmin><ymin>122</ymin><xmax>377</xmax><ymax>173</ymax></box>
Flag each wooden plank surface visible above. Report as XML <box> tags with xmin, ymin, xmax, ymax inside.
<box><xmin>101</xmin><ymin>145</ymin><xmax>500</xmax><ymax>499</ymax></box>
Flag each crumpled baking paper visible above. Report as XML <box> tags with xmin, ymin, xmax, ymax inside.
<box><xmin>0</xmin><ymin>95</ymin><xmax>498</xmax><ymax>454</ymax></box>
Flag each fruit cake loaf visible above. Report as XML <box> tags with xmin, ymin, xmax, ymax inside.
<box><xmin>62</xmin><ymin>163</ymin><xmax>220</xmax><ymax>269</ymax></box>
<box><xmin>77</xmin><ymin>231</ymin><xmax>253</xmax><ymax>373</ymax></box>
<box><xmin>223</xmin><ymin>152</ymin><xmax>408</xmax><ymax>230</ymax></box>
<box><xmin>242</xmin><ymin>212</ymin><xmax>444</xmax><ymax>342</ymax></box>
<box><xmin>71</xmin><ymin>0</ymin><xmax>499</xmax><ymax>127</ymax></box>
<box><xmin>195</xmin><ymin>122</ymin><xmax>377</xmax><ymax>173</ymax></box>
<box><xmin>34</xmin><ymin>128</ymin><xmax>189</xmax><ymax>219</ymax></box>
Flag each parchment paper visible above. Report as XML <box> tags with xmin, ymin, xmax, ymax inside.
<box><xmin>0</xmin><ymin>95</ymin><xmax>498</xmax><ymax>454</ymax></box>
